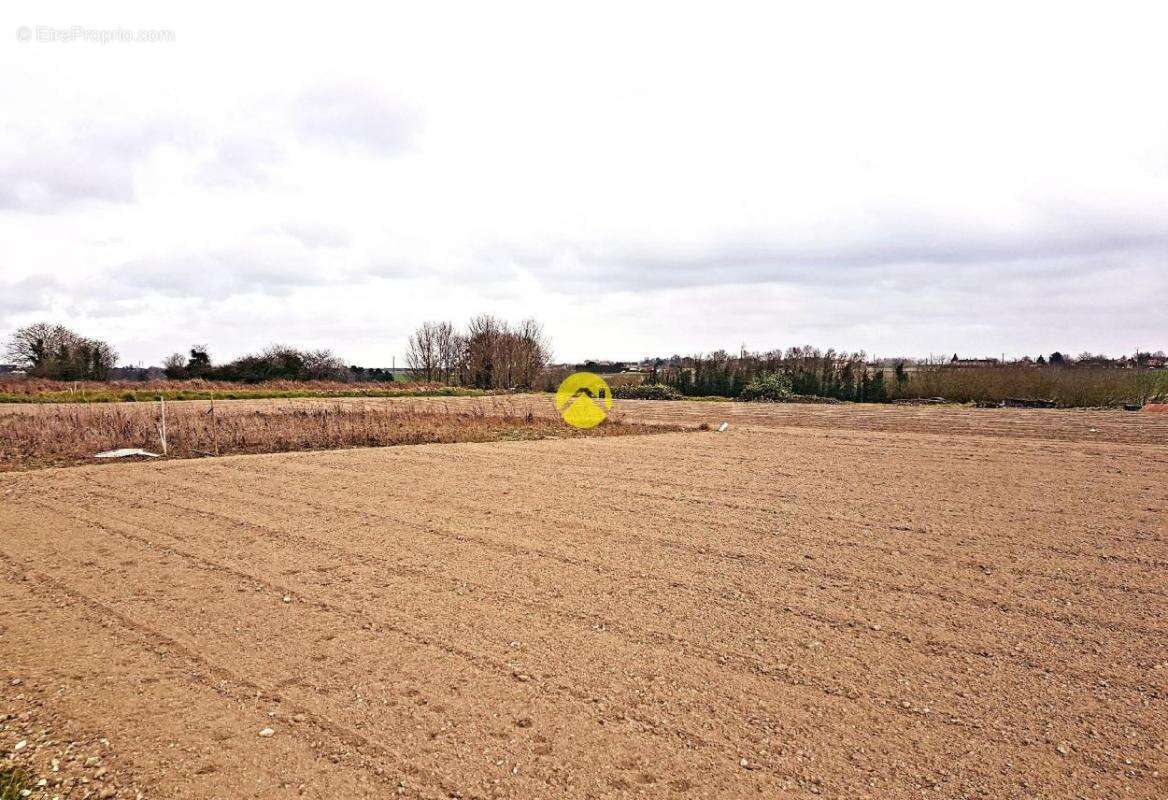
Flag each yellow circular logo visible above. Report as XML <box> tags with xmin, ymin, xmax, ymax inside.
<box><xmin>555</xmin><ymin>372</ymin><xmax>613</xmax><ymax>429</ymax></box>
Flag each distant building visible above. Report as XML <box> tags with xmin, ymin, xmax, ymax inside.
<box><xmin>0</xmin><ymin>364</ymin><xmax>26</xmax><ymax>377</ymax></box>
<box><xmin>949</xmin><ymin>355</ymin><xmax>1000</xmax><ymax>368</ymax></box>
<box><xmin>578</xmin><ymin>360</ymin><xmax>631</xmax><ymax>372</ymax></box>
<box><xmin>108</xmin><ymin>366</ymin><xmax>166</xmax><ymax>381</ymax></box>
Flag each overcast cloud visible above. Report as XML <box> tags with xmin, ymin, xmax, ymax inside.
<box><xmin>1</xmin><ymin>2</ymin><xmax>1166</xmax><ymax>365</ymax></box>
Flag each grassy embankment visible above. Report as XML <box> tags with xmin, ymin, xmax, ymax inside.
<box><xmin>0</xmin><ymin>378</ymin><xmax>491</xmax><ymax>404</ymax></box>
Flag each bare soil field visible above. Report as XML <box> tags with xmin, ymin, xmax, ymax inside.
<box><xmin>2</xmin><ymin>399</ymin><xmax>1165</xmax><ymax>799</ymax></box>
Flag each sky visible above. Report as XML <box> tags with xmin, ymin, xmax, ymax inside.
<box><xmin>1</xmin><ymin>2</ymin><xmax>1166</xmax><ymax>366</ymax></box>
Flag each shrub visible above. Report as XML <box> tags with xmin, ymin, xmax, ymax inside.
<box><xmin>613</xmin><ymin>383</ymin><xmax>682</xmax><ymax>400</ymax></box>
<box><xmin>646</xmin><ymin>347</ymin><xmax>881</xmax><ymax>401</ymax></box>
<box><xmin>884</xmin><ymin>365</ymin><xmax>1168</xmax><ymax>408</ymax></box>
<box><xmin>739</xmin><ymin>373</ymin><xmax>793</xmax><ymax>402</ymax></box>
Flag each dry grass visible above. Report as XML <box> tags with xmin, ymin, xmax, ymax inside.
<box><xmin>0</xmin><ymin>766</ymin><xmax>30</xmax><ymax>800</ymax></box>
<box><xmin>0</xmin><ymin>378</ymin><xmax>490</xmax><ymax>404</ymax></box>
<box><xmin>0</xmin><ymin>400</ymin><xmax>682</xmax><ymax>472</ymax></box>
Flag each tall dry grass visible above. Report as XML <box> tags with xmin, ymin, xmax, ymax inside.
<box><xmin>0</xmin><ymin>401</ymin><xmax>680</xmax><ymax>471</ymax></box>
<box><xmin>886</xmin><ymin>366</ymin><xmax>1168</xmax><ymax>407</ymax></box>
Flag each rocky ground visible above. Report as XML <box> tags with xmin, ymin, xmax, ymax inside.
<box><xmin>2</xmin><ymin>678</ymin><xmax>143</xmax><ymax>799</ymax></box>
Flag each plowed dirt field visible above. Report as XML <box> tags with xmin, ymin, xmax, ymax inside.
<box><xmin>2</xmin><ymin>398</ymin><xmax>1165</xmax><ymax>799</ymax></box>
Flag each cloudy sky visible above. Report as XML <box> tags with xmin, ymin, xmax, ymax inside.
<box><xmin>2</xmin><ymin>2</ymin><xmax>1166</xmax><ymax>366</ymax></box>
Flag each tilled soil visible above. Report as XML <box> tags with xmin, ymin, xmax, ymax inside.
<box><xmin>1</xmin><ymin>400</ymin><xmax>1165</xmax><ymax>799</ymax></box>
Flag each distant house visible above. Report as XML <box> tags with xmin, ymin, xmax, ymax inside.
<box><xmin>1121</xmin><ymin>353</ymin><xmax>1168</xmax><ymax>369</ymax></box>
<box><xmin>949</xmin><ymin>355</ymin><xmax>1001</xmax><ymax>368</ymax></box>
<box><xmin>0</xmin><ymin>364</ymin><xmax>27</xmax><ymax>377</ymax></box>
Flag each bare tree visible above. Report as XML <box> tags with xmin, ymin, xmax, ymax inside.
<box><xmin>406</xmin><ymin>322</ymin><xmax>443</xmax><ymax>381</ymax></box>
<box><xmin>403</xmin><ymin>316</ymin><xmax>548</xmax><ymax>389</ymax></box>
<box><xmin>302</xmin><ymin>349</ymin><xmax>350</xmax><ymax>381</ymax></box>
<box><xmin>514</xmin><ymin>318</ymin><xmax>551</xmax><ymax>389</ymax></box>
<box><xmin>163</xmin><ymin>352</ymin><xmax>188</xmax><ymax>379</ymax></box>
<box><xmin>462</xmin><ymin>314</ymin><xmax>502</xmax><ymax>388</ymax></box>
<box><xmin>457</xmin><ymin>315</ymin><xmax>551</xmax><ymax>389</ymax></box>
<box><xmin>4</xmin><ymin>322</ymin><xmax>66</xmax><ymax>369</ymax></box>
<box><xmin>433</xmin><ymin>321</ymin><xmax>465</xmax><ymax>384</ymax></box>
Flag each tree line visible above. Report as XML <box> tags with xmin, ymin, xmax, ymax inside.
<box><xmin>5</xmin><ymin>320</ymin><xmax>1160</xmax><ymax>397</ymax></box>
<box><xmin>162</xmin><ymin>344</ymin><xmax>352</xmax><ymax>382</ymax></box>
<box><xmin>405</xmin><ymin>315</ymin><xmax>551</xmax><ymax>389</ymax></box>
<box><xmin>644</xmin><ymin>347</ymin><xmax>890</xmax><ymax>402</ymax></box>
<box><xmin>1</xmin><ymin>323</ymin><xmax>380</xmax><ymax>383</ymax></box>
<box><xmin>2</xmin><ymin>317</ymin><xmax>552</xmax><ymax>387</ymax></box>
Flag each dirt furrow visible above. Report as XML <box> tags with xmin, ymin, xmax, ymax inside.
<box><xmin>128</xmin><ymin>456</ymin><xmax>1165</xmax><ymax>649</ymax></box>
<box><xmin>14</xmin><ymin>479</ymin><xmax>1162</xmax><ymax>781</ymax></box>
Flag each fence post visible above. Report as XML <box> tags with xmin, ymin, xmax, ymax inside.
<box><xmin>158</xmin><ymin>396</ymin><xmax>169</xmax><ymax>456</ymax></box>
<box><xmin>211</xmin><ymin>390</ymin><xmax>219</xmax><ymax>456</ymax></box>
